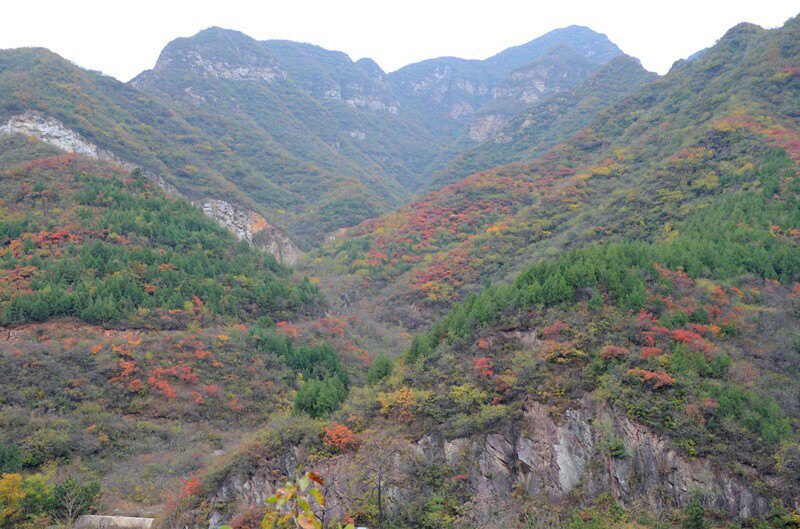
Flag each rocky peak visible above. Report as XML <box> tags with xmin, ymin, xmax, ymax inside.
<box><xmin>389</xmin><ymin>25</ymin><xmax>623</xmax><ymax>129</ymax></box>
<box><xmin>136</xmin><ymin>27</ymin><xmax>287</xmax><ymax>85</ymax></box>
<box><xmin>486</xmin><ymin>25</ymin><xmax>622</xmax><ymax>72</ymax></box>
<box><xmin>260</xmin><ymin>40</ymin><xmax>400</xmax><ymax>113</ymax></box>
<box><xmin>355</xmin><ymin>57</ymin><xmax>387</xmax><ymax>80</ymax></box>
<box><xmin>492</xmin><ymin>45</ymin><xmax>600</xmax><ymax>104</ymax></box>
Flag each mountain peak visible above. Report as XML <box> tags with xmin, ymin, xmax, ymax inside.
<box><xmin>486</xmin><ymin>25</ymin><xmax>622</xmax><ymax>74</ymax></box>
<box><xmin>718</xmin><ymin>21</ymin><xmax>766</xmax><ymax>46</ymax></box>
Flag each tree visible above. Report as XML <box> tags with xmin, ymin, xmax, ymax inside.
<box><xmin>323</xmin><ymin>424</ymin><xmax>360</xmax><ymax>453</ymax></box>
<box><xmin>51</xmin><ymin>475</ymin><xmax>101</xmax><ymax>526</ymax></box>
<box><xmin>0</xmin><ymin>473</ymin><xmax>25</xmax><ymax>526</ymax></box>
<box><xmin>295</xmin><ymin>377</ymin><xmax>348</xmax><ymax>418</ymax></box>
<box><xmin>355</xmin><ymin>430</ymin><xmax>410</xmax><ymax>529</ymax></box>
<box><xmin>366</xmin><ymin>355</ymin><xmax>393</xmax><ymax>385</ymax></box>
<box><xmin>682</xmin><ymin>496</ymin><xmax>711</xmax><ymax>529</ymax></box>
<box><xmin>0</xmin><ymin>445</ymin><xmax>22</xmax><ymax>474</ymax></box>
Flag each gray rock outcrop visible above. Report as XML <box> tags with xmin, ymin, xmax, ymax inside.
<box><xmin>203</xmin><ymin>399</ymin><xmax>768</xmax><ymax>529</ymax></box>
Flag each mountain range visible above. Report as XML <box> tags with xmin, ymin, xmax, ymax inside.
<box><xmin>1</xmin><ymin>25</ymin><xmax>632</xmax><ymax>251</ymax></box>
<box><xmin>1</xmin><ymin>14</ymin><xmax>799</xmax><ymax>529</ymax></box>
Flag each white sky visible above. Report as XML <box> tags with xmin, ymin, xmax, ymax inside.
<box><xmin>1</xmin><ymin>0</ymin><xmax>798</xmax><ymax>81</ymax></box>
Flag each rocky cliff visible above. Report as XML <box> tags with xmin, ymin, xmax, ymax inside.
<box><xmin>200</xmin><ymin>199</ymin><xmax>302</xmax><ymax>265</ymax></box>
<box><xmin>203</xmin><ymin>400</ymin><xmax>767</xmax><ymax>528</ymax></box>
<box><xmin>454</xmin><ymin>401</ymin><xmax>766</xmax><ymax>519</ymax></box>
<box><xmin>0</xmin><ymin>110</ymin><xmax>137</xmax><ymax>169</ymax></box>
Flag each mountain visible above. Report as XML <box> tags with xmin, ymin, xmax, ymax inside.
<box><xmin>131</xmin><ymin>27</ymin><xmax>424</xmax><ymax>194</ymax></box>
<box><xmin>312</xmin><ymin>18</ymin><xmax>800</xmax><ymax>328</ymax></box>
<box><xmin>0</xmin><ymin>25</ymin><xmax>629</xmax><ymax>256</ymax></box>
<box><xmin>227</xmin><ymin>16</ymin><xmax>798</xmax><ymax>528</ymax></box>
<box><xmin>134</xmin><ymin>25</ymin><xmax>627</xmax><ymax>193</ymax></box>
<box><xmin>429</xmin><ymin>54</ymin><xmax>658</xmax><ymax>188</ymax></box>
<box><xmin>0</xmin><ymin>46</ymin><xmax>347</xmax><ymax>253</ymax></box>
<box><xmin>389</xmin><ymin>25</ymin><xmax>623</xmax><ymax>139</ymax></box>
<box><xmin>2</xmin><ymin>13</ymin><xmax>800</xmax><ymax>529</ymax></box>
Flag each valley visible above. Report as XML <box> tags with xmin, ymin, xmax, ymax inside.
<box><xmin>1</xmin><ymin>12</ymin><xmax>799</xmax><ymax>529</ymax></box>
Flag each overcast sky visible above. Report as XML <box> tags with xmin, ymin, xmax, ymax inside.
<box><xmin>1</xmin><ymin>0</ymin><xmax>798</xmax><ymax>81</ymax></box>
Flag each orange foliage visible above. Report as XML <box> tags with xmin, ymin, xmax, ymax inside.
<box><xmin>179</xmin><ymin>475</ymin><xmax>202</xmax><ymax>499</ymax></box>
<box><xmin>323</xmin><ymin>424</ymin><xmax>360</xmax><ymax>452</ymax></box>
<box><xmin>473</xmin><ymin>357</ymin><xmax>494</xmax><ymax>378</ymax></box>
<box><xmin>276</xmin><ymin>321</ymin><xmax>298</xmax><ymax>339</ymax></box>
<box><xmin>542</xmin><ymin>320</ymin><xmax>569</xmax><ymax>340</ymax></box>
<box><xmin>640</xmin><ymin>346</ymin><xmax>664</xmax><ymax>359</ymax></box>
<box><xmin>627</xmin><ymin>369</ymin><xmax>675</xmax><ymax>389</ymax></box>
<box><xmin>600</xmin><ymin>345</ymin><xmax>629</xmax><ymax>360</ymax></box>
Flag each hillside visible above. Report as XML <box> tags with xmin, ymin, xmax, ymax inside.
<box><xmin>194</xmin><ymin>16</ymin><xmax>800</xmax><ymax>529</ymax></box>
<box><xmin>0</xmin><ymin>46</ymin><xmax>397</xmax><ymax>251</ymax></box>
<box><xmin>131</xmin><ymin>27</ymin><xmax>414</xmax><ymax>199</ymax></box>
<box><xmin>0</xmin><ymin>25</ymin><xmax>630</xmax><ymax>253</ymax></box>
<box><xmin>311</xmin><ymin>17</ymin><xmax>800</xmax><ymax>330</ymax></box>
<box><xmin>429</xmin><ymin>54</ymin><xmax>658</xmax><ymax>188</ymax></box>
<box><xmin>134</xmin><ymin>26</ymin><xmax>629</xmax><ymax>194</ymax></box>
<box><xmin>189</xmin><ymin>144</ymin><xmax>800</xmax><ymax>528</ymax></box>
<box><xmin>389</xmin><ymin>25</ymin><xmax>623</xmax><ymax>142</ymax></box>
<box><xmin>1</xmin><ymin>12</ymin><xmax>799</xmax><ymax>529</ymax></box>
<box><xmin>0</xmin><ymin>136</ymin><xmax>361</xmax><ymax>524</ymax></box>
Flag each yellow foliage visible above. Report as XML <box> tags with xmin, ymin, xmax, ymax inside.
<box><xmin>485</xmin><ymin>224</ymin><xmax>503</xmax><ymax>236</ymax></box>
<box><xmin>378</xmin><ymin>386</ymin><xmax>419</xmax><ymax>424</ymax></box>
<box><xmin>663</xmin><ymin>223</ymin><xmax>679</xmax><ymax>243</ymax></box>
<box><xmin>0</xmin><ymin>473</ymin><xmax>25</xmax><ymax>523</ymax></box>
<box><xmin>691</xmin><ymin>173</ymin><xmax>719</xmax><ymax>191</ymax></box>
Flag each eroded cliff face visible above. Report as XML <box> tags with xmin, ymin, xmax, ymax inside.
<box><xmin>451</xmin><ymin>401</ymin><xmax>767</xmax><ymax>519</ymax></box>
<box><xmin>0</xmin><ymin>111</ymin><xmax>136</xmax><ymax>169</ymax></box>
<box><xmin>468</xmin><ymin>114</ymin><xmax>509</xmax><ymax>142</ymax></box>
<box><xmin>200</xmin><ymin>199</ymin><xmax>302</xmax><ymax>265</ymax></box>
<box><xmin>0</xmin><ymin>111</ymin><xmax>302</xmax><ymax>265</ymax></box>
<box><xmin>161</xmin><ymin>50</ymin><xmax>286</xmax><ymax>83</ymax></box>
<box><xmin>203</xmin><ymin>400</ymin><xmax>768</xmax><ymax>528</ymax></box>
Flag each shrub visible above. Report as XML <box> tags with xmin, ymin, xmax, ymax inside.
<box><xmin>366</xmin><ymin>355</ymin><xmax>393</xmax><ymax>385</ymax></box>
<box><xmin>294</xmin><ymin>377</ymin><xmax>348</xmax><ymax>418</ymax></box>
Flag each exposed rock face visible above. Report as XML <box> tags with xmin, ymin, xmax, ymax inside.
<box><xmin>170</xmin><ymin>50</ymin><xmax>285</xmax><ymax>82</ymax></box>
<box><xmin>200</xmin><ymin>199</ymin><xmax>302</xmax><ymax>265</ymax></box>
<box><xmin>491</xmin><ymin>48</ymin><xmax>597</xmax><ymax>105</ymax></box>
<box><xmin>204</xmin><ymin>400</ymin><xmax>767</xmax><ymax>528</ymax></box>
<box><xmin>344</xmin><ymin>94</ymin><xmax>399</xmax><ymax>114</ymax></box>
<box><xmin>0</xmin><ymin>111</ymin><xmax>302</xmax><ymax>265</ymax></box>
<box><xmin>447</xmin><ymin>401</ymin><xmax>767</xmax><ymax>519</ymax></box>
<box><xmin>449</xmin><ymin>101</ymin><xmax>475</xmax><ymax>120</ymax></box>
<box><xmin>205</xmin><ymin>448</ymin><xmax>362</xmax><ymax>529</ymax></box>
<box><xmin>0</xmin><ymin>111</ymin><xmax>135</xmax><ymax>169</ymax></box>
<box><xmin>468</xmin><ymin>114</ymin><xmax>508</xmax><ymax>142</ymax></box>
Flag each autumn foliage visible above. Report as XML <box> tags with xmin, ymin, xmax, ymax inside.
<box><xmin>323</xmin><ymin>424</ymin><xmax>360</xmax><ymax>452</ymax></box>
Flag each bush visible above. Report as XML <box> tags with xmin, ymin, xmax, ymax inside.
<box><xmin>366</xmin><ymin>355</ymin><xmax>393</xmax><ymax>385</ymax></box>
<box><xmin>0</xmin><ymin>444</ymin><xmax>22</xmax><ymax>474</ymax></box>
<box><xmin>294</xmin><ymin>377</ymin><xmax>348</xmax><ymax>418</ymax></box>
